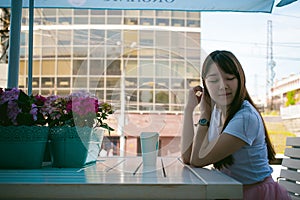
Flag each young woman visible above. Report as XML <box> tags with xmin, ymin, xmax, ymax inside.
<box><xmin>181</xmin><ymin>50</ymin><xmax>290</xmax><ymax>200</ymax></box>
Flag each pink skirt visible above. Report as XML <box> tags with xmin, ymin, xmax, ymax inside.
<box><xmin>242</xmin><ymin>176</ymin><xmax>291</xmax><ymax>200</ymax></box>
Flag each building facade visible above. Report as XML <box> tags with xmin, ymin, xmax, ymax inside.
<box><xmin>271</xmin><ymin>73</ymin><xmax>300</xmax><ymax>110</ymax></box>
<box><xmin>18</xmin><ymin>9</ymin><xmax>202</xmax><ymax>156</ymax></box>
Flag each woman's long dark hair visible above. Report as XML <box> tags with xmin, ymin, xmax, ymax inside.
<box><xmin>201</xmin><ymin>50</ymin><xmax>276</xmax><ymax>170</ymax></box>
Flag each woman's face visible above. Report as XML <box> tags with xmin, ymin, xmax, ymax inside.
<box><xmin>204</xmin><ymin>63</ymin><xmax>238</xmax><ymax>107</ymax></box>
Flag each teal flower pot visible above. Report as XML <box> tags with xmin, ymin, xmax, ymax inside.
<box><xmin>49</xmin><ymin>126</ymin><xmax>104</xmax><ymax>168</ymax></box>
<box><xmin>0</xmin><ymin>126</ymin><xmax>49</xmax><ymax>169</ymax></box>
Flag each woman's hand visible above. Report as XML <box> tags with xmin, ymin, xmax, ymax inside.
<box><xmin>193</xmin><ymin>85</ymin><xmax>203</xmax><ymax>103</ymax></box>
<box><xmin>185</xmin><ymin>86</ymin><xmax>203</xmax><ymax>111</ymax></box>
<box><xmin>181</xmin><ymin>86</ymin><xmax>203</xmax><ymax>163</ymax></box>
<box><xmin>198</xmin><ymin>87</ymin><xmax>212</xmax><ymax>118</ymax></box>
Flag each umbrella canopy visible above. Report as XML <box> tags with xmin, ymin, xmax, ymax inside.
<box><xmin>1</xmin><ymin>0</ymin><xmax>275</xmax><ymax>13</ymax></box>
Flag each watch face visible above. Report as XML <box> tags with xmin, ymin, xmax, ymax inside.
<box><xmin>199</xmin><ymin>118</ymin><xmax>209</xmax><ymax>126</ymax></box>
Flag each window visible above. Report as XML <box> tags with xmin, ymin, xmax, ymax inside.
<box><xmin>43</xmin><ymin>9</ymin><xmax>57</xmax><ymax>16</ymax></box>
<box><xmin>156</xmin><ymin>18</ymin><xmax>169</xmax><ymax>26</ymax></box>
<box><xmin>155</xmin><ymin>31</ymin><xmax>169</xmax><ymax>47</ymax></box>
<box><xmin>73</xmin><ymin>47</ymin><xmax>88</xmax><ymax>57</ymax></box>
<box><xmin>58</xmin><ymin>30</ymin><xmax>72</xmax><ymax>45</ymax></box>
<box><xmin>90</xmin><ymin>30</ymin><xmax>105</xmax><ymax>46</ymax></box>
<box><xmin>125</xmin><ymin>60</ymin><xmax>137</xmax><ymax>76</ymax></box>
<box><xmin>73</xmin><ymin>30</ymin><xmax>88</xmax><ymax>45</ymax></box>
<box><xmin>73</xmin><ymin>59</ymin><xmax>87</xmax><ymax>75</ymax></box>
<box><xmin>42</xmin><ymin>30</ymin><xmax>56</xmax><ymax>46</ymax></box>
<box><xmin>91</xmin><ymin>10</ymin><xmax>105</xmax><ymax>15</ymax></box>
<box><xmin>42</xmin><ymin>60</ymin><xmax>55</xmax><ymax>75</ymax></box>
<box><xmin>125</xmin><ymin>78</ymin><xmax>137</xmax><ymax>88</ymax></box>
<box><xmin>106</xmin><ymin>60</ymin><xmax>121</xmax><ymax>75</ymax></box>
<box><xmin>42</xmin><ymin>77</ymin><xmax>54</xmax><ymax>87</ymax></box>
<box><xmin>74</xmin><ymin>17</ymin><xmax>89</xmax><ymax>24</ymax></box>
<box><xmin>155</xmin><ymin>62</ymin><xmax>169</xmax><ymax>77</ymax></box>
<box><xmin>57</xmin><ymin>60</ymin><xmax>71</xmax><ymax>75</ymax></box>
<box><xmin>90</xmin><ymin>16</ymin><xmax>105</xmax><ymax>24</ymax></box>
<box><xmin>73</xmin><ymin>77</ymin><xmax>87</xmax><ymax>88</ymax></box>
<box><xmin>106</xmin><ymin>77</ymin><xmax>120</xmax><ymax>88</ymax></box>
<box><xmin>90</xmin><ymin>77</ymin><xmax>104</xmax><ymax>88</ymax></box>
<box><xmin>33</xmin><ymin>60</ymin><xmax>40</xmax><ymax>76</ymax></box>
<box><xmin>140</xmin><ymin>18</ymin><xmax>153</xmax><ymax>25</ymax></box>
<box><xmin>107</xmin><ymin>17</ymin><xmax>122</xmax><ymax>24</ymax></box>
<box><xmin>32</xmin><ymin>77</ymin><xmax>40</xmax><ymax>88</ymax></box>
<box><xmin>187</xmin><ymin>20</ymin><xmax>200</xmax><ymax>27</ymax></box>
<box><xmin>90</xmin><ymin>60</ymin><xmax>105</xmax><ymax>75</ymax></box>
<box><xmin>172</xmin><ymin>19</ymin><xmax>184</xmax><ymax>26</ymax></box>
<box><xmin>57</xmin><ymin>77</ymin><xmax>70</xmax><ymax>88</ymax></box>
<box><xmin>58</xmin><ymin>17</ymin><xmax>72</xmax><ymax>24</ymax></box>
<box><xmin>140</xmin><ymin>60</ymin><xmax>154</xmax><ymax>77</ymax></box>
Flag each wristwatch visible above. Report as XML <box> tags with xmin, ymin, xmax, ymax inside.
<box><xmin>198</xmin><ymin>118</ymin><xmax>209</xmax><ymax>127</ymax></box>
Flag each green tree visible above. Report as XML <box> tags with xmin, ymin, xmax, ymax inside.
<box><xmin>285</xmin><ymin>90</ymin><xmax>296</xmax><ymax>106</ymax></box>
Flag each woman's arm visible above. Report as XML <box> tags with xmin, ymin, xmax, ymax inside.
<box><xmin>190</xmin><ymin>130</ymin><xmax>246</xmax><ymax>167</ymax></box>
<box><xmin>189</xmin><ymin>88</ymin><xmax>246</xmax><ymax>167</ymax></box>
<box><xmin>181</xmin><ymin>87</ymin><xmax>202</xmax><ymax>164</ymax></box>
<box><xmin>180</xmin><ymin>106</ymin><xmax>194</xmax><ymax>164</ymax></box>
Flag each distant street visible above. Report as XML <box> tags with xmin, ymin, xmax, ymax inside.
<box><xmin>263</xmin><ymin>116</ymin><xmax>283</xmax><ymax>123</ymax></box>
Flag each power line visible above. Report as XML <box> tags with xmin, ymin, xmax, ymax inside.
<box><xmin>202</xmin><ymin>38</ymin><xmax>300</xmax><ymax>48</ymax></box>
<box><xmin>272</xmin><ymin>13</ymin><xmax>300</xmax><ymax>19</ymax></box>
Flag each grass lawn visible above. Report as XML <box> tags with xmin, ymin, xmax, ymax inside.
<box><xmin>265</xmin><ymin>120</ymin><xmax>296</xmax><ymax>154</ymax></box>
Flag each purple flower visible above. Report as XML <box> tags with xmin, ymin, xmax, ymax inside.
<box><xmin>7</xmin><ymin>101</ymin><xmax>21</xmax><ymax>125</ymax></box>
<box><xmin>0</xmin><ymin>88</ymin><xmax>19</xmax><ymax>104</ymax></box>
<box><xmin>0</xmin><ymin>88</ymin><xmax>47</xmax><ymax>126</ymax></box>
<box><xmin>30</xmin><ymin>104</ymin><xmax>38</xmax><ymax>121</ymax></box>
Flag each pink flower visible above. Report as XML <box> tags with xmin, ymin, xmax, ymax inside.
<box><xmin>43</xmin><ymin>91</ymin><xmax>114</xmax><ymax>129</ymax></box>
<box><xmin>34</xmin><ymin>95</ymin><xmax>46</xmax><ymax>106</ymax></box>
<box><xmin>71</xmin><ymin>96</ymin><xmax>96</xmax><ymax>116</ymax></box>
<box><xmin>66</xmin><ymin>100</ymin><xmax>72</xmax><ymax>112</ymax></box>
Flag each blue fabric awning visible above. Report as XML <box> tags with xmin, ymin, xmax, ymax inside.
<box><xmin>1</xmin><ymin>0</ymin><xmax>275</xmax><ymax>13</ymax></box>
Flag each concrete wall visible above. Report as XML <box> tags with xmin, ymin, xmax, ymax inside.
<box><xmin>280</xmin><ymin>104</ymin><xmax>300</xmax><ymax>135</ymax></box>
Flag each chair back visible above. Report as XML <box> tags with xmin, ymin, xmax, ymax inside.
<box><xmin>279</xmin><ymin>137</ymin><xmax>300</xmax><ymax>200</ymax></box>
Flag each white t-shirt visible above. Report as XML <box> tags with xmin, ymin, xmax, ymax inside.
<box><xmin>208</xmin><ymin>104</ymin><xmax>222</xmax><ymax>142</ymax></box>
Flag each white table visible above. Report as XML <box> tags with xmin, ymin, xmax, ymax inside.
<box><xmin>0</xmin><ymin>157</ymin><xmax>243</xmax><ymax>199</ymax></box>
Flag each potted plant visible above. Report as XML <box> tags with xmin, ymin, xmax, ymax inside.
<box><xmin>44</xmin><ymin>91</ymin><xmax>114</xmax><ymax>168</ymax></box>
<box><xmin>0</xmin><ymin>88</ymin><xmax>48</xmax><ymax>169</ymax></box>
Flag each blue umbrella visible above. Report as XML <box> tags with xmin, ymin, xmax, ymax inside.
<box><xmin>276</xmin><ymin>0</ymin><xmax>298</xmax><ymax>7</ymax></box>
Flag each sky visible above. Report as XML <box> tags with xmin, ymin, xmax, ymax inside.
<box><xmin>201</xmin><ymin>1</ymin><xmax>300</xmax><ymax>102</ymax></box>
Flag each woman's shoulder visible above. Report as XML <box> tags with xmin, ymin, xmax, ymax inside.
<box><xmin>240</xmin><ymin>100</ymin><xmax>258</xmax><ymax>113</ymax></box>
<box><xmin>235</xmin><ymin>100</ymin><xmax>261</xmax><ymax>121</ymax></box>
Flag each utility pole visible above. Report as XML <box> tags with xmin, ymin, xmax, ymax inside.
<box><xmin>266</xmin><ymin>20</ymin><xmax>276</xmax><ymax>110</ymax></box>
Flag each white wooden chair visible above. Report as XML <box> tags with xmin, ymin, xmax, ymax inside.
<box><xmin>278</xmin><ymin>137</ymin><xmax>300</xmax><ymax>200</ymax></box>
